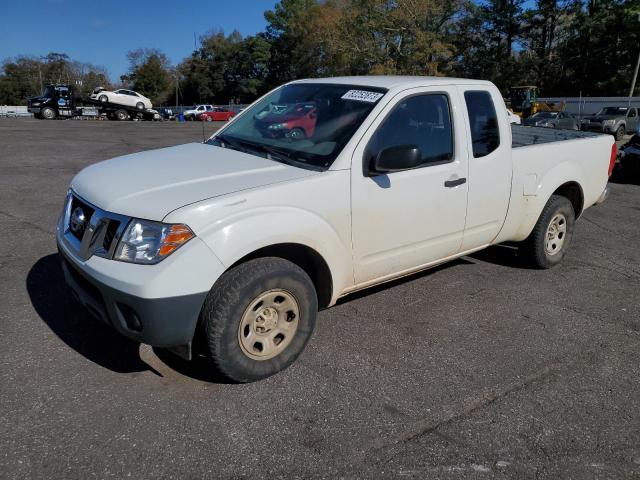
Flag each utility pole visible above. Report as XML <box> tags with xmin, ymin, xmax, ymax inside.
<box><xmin>629</xmin><ymin>51</ymin><xmax>639</xmax><ymax>102</ymax></box>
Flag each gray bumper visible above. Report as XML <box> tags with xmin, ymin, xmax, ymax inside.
<box><xmin>58</xmin><ymin>244</ymin><xmax>207</xmax><ymax>352</ymax></box>
<box><xmin>594</xmin><ymin>186</ymin><xmax>610</xmax><ymax>206</ymax></box>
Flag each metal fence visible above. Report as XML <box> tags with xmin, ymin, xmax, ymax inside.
<box><xmin>0</xmin><ymin>106</ymin><xmax>33</xmax><ymax>118</ymax></box>
<box><xmin>538</xmin><ymin>96</ymin><xmax>640</xmax><ymax>116</ymax></box>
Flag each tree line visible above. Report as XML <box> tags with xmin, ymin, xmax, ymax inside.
<box><xmin>1</xmin><ymin>0</ymin><xmax>638</xmax><ymax>106</ymax></box>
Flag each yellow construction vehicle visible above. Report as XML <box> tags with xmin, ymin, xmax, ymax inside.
<box><xmin>508</xmin><ymin>86</ymin><xmax>565</xmax><ymax>118</ymax></box>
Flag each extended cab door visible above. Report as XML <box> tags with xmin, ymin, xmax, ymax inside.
<box><xmin>457</xmin><ymin>87</ymin><xmax>512</xmax><ymax>251</ymax></box>
<box><xmin>351</xmin><ymin>86</ymin><xmax>469</xmax><ymax>285</ymax></box>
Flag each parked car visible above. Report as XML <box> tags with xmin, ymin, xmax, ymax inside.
<box><xmin>183</xmin><ymin>104</ymin><xmax>214</xmax><ymax>121</ymax></box>
<box><xmin>254</xmin><ymin>102</ymin><xmax>319</xmax><ymax>139</ymax></box>
<box><xmin>57</xmin><ymin>76</ymin><xmax>613</xmax><ymax>383</ymax></box>
<box><xmin>507</xmin><ymin>108</ymin><xmax>521</xmax><ymax>124</ymax></box>
<box><xmin>199</xmin><ymin>108</ymin><xmax>236</xmax><ymax>122</ymax></box>
<box><xmin>523</xmin><ymin>111</ymin><xmax>579</xmax><ymax>130</ymax></box>
<box><xmin>89</xmin><ymin>88</ymin><xmax>152</xmax><ymax>110</ymax></box>
<box><xmin>581</xmin><ymin>106</ymin><xmax>639</xmax><ymax>140</ymax></box>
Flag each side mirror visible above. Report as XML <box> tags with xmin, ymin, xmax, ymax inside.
<box><xmin>366</xmin><ymin>145</ymin><xmax>422</xmax><ymax>176</ymax></box>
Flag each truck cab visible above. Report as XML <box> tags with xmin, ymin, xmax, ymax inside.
<box><xmin>27</xmin><ymin>84</ymin><xmax>76</xmax><ymax>119</ymax></box>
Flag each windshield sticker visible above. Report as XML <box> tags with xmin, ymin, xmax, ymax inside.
<box><xmin>341</xmin><ymin>90</ymin><xmax>384</xmax><ymax>103</ymax></box>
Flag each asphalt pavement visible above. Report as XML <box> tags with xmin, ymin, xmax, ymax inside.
<box><xmin>1</xmin><ymin>118</ymin><xmax>639</xmax><ymax>479</ymax></box>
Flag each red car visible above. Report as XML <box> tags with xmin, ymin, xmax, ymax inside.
<box><xmin>199</xmin><ymin>108</ymin><xmax>236</xmax><ymax>122</ymax></box>
<box><xmin>255</xmin><ymin>102</ymin><xmax>318</xmax><ymax>139</ymax></box>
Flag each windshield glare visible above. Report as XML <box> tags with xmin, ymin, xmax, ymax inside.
<box><xmin>207</xmin><ymin>83</ymin><xmax>387</xmax><ymax>170</ymax></box>
<box><xmin>599</xmin><ymin>107</ymin><xmax>627</xmax><ymax>115</ymax></box>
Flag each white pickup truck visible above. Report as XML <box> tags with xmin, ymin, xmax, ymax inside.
<box><xmin>57</xmin><ymin>76</ymin><xmax>615</xmax><ymax>382</ymax></box>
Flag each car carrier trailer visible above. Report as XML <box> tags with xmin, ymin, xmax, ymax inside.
<box><xmin>27</xmin><ymin>84</ymin><xmax>160</xmax><ymax>121</ymax></box>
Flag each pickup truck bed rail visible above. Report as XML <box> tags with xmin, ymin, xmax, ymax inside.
<box><xmin>512</xmin><ymin>125</ymin><xmax>600</xmax><ymax>148</ymax></box>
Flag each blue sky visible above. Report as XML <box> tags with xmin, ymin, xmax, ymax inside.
<box><xmin>0</xmin><ymin>0</ymin><xmax>278</xmax><ymax>80</ymax></box>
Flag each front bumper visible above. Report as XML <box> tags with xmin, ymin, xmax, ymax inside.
<box><xmin>56</xmin><ymin>211</ymin><xmax>225</xmax><ymax>352</ymax></box>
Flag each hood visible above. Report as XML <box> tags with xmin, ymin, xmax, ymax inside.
<box><xmin>71</xmin><ymin>143</ymin><xmax>319</xmax><ymax>221</ymax></box>
<box><xmin>28</xmin><ymin>95</ymin><xmax>51</xmax><ymax>105</ymax></box>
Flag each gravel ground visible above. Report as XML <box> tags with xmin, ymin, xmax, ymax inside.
<box><xmin>1</xmin><ymin>118</ymin><xmax>639</xmax><ymax>479</ymax></box>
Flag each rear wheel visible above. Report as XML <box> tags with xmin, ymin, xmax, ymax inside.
<box><xmin>200</xmin><ymin>257</ymin><xmax>318</xmax><ymax>383</ymax></box>
<box><xmin>114</xmin><ymin>109</ymin><xmax>128</xmax><ymax>121</ymax></box>
<box><xmin>615</xmin><ymin>125</ymin><xmax>625</xmax><ymax>141</ymax></box>
<box><xmin>41</xmin><ymin>107</ymin><xmax>56</xmax><ymax>120</ymax></box>
<box><xmin>286</xmin><ymin>127</ymin><xmax>306</xmax><ymax>140</ymax></box>
<box><xmin>98</xmin><ymin>94</ymin><xmax>108</xmax><ymax>103</ymax></box>
<box><xmin>520</xmin><ymin>195</ymin><xmax>575</xmax><ymax>269</ymax></box>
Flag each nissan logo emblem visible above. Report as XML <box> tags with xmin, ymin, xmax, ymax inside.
<box><xmin>70</xmin><ymin>207</ymin><xmax>87</xmax><ymax>234</ymax></box>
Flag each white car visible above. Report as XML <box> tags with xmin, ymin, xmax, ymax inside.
<box><xmin>58</xmin><ymin>76</ymin><xmax>613</xmax><ymax>383</ymax></box>
<box><xmin>90</xmin><ymin>88</ymin><xmax>152</xmax><ymax>110</ymax></box>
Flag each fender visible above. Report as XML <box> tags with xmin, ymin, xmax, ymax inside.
<box><xmin>496</xmin><ymin>158</ymin><xmax>587</xmax><ymax>243</ymax></box>
<box><xmin>168</xmin><ymin>205</ymin><xmax>353</xmax><ymax>305</ymax></box>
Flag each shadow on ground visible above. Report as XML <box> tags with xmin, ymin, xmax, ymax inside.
<box><xmin>27</xmin><ymin>254</ymin><xmax>153</xmax><ymax>374</ymax></box>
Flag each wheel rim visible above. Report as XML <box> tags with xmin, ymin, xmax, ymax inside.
<box><xmin>545</xmin><ymin>213</ymin><xmax>567</xmax><ymax>255</ymax></box>
<box><xmin>238</xmin><ymin>289</ymin><xmax>300</xmax><ymax>361</ymax></box>
<box><xmin>287</xmin><ymin>128</ymin><xmax>304</xmax><ymax>140</ymax></box>
<box><xmin>43</xmin><ymin>109</ymin><xmax>54</xmax><ymax>119</ymax></box>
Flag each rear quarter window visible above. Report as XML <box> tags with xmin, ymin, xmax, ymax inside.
<box><xmin>464</xmin><ymin>91</ymin><xmax>500</xmax><ymax>158</ymax></box>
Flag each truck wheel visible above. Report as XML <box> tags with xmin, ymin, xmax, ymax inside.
<box><xmin>136</xmin><ymin>102</ymin><xmax>144</xmax><ymax>110</ymax></box>
<box><xmin>200</xmin><ymin>257</ymin><xmax>318</xmax><ymax>383</ymax></box>
<box><xmin>98</xmin><ymin>94</ymin><xmax>108</xmax><ymax>103</ymax></box>
<box><xmin>520</xmin><ymin>195</ymin><xmax>575</xmax><ymax>269</ymax></box>
<box><xmin>115</xmin><ymin>109</ymin><xmax>128</xmax><ymax>121</ymax></box>
<box><xmin>41</xmin><ymin>107</ymin><xmax>56</xmax><ymax>120</ymax></box>
<box><xmin>615</xmin><ymin>125</ymin><xmax>625</xmax><ymax>141</ymax></box>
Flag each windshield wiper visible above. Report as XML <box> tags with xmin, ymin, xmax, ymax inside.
<box><xmin>214</xmin><ymin>134</ymin><xmax>249</xmax><ymax>154</ymax></box>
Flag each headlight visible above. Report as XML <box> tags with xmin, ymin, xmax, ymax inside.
<box><xmin>114</xmin><ymin>219</ymin><xmax>194</xmax><ymax>264</ymax></box>
<box><xmin>267</xmin><ymin>123</ymin><xmax>287</xmax><ymax>130</ymax></box>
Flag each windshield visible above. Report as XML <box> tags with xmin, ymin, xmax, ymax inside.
<box><xmin>531</xmin><ymin>112</ymin><xmax>558</xmax><ymax>119</ymax></box>
<box><xmin>598</xmin><ymin>107</ymin><xmax>627</xmax><ymax>116</ymax></box>
<box><xmin>207</xmin><ymin>83</ymin><xmax>387</xmax><ymax>170</ymax></box>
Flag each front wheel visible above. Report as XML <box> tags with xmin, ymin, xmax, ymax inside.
<box><xmin>205</xmin><ymin>116</ymin><xmax>213</xmax><ymax>122</ymax></box>
<box><xmin>135</xmin><ymin>102</ymin><xmax>144</xmax><ymax>110</ymax></box>
<box><xmin>615</xmin><ymin>125</ymin><xmax>625</xmax><ymax>141</ymax></box>
<box><xmin>200</xmin><ymin>257</ymin><xmax>318</xmax><ymax>383</ymax></box>
<box><xmin>520</xmin><ymin>195</ymin><xmax>575</xmax><ymax>269</ymax></box>
<box><xmin>41</xmin><ymin>107</ymin><xmax>56</xmax><ymax>120</ymax></box>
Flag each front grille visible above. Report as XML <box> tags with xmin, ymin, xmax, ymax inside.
<box><xmin>62</xmin><ymin>193</ymin><xmax>129</xmax><ymax>261</ymax></box>
<box><xmin>69</xmin><ymin>196</ymin><xmax>95</xmax><ymax>241</ymax></box>
<box><xmin>103</xmin><ymin>220</ymin><xmax>120</xmax><ymax>251</ymax></box>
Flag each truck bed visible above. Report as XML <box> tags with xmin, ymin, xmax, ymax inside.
<box><xmin>511</xmin><ymin>125</ymin><xmax>601</xmax><ymax>148</ymax></box>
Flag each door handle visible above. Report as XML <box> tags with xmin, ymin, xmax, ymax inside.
<box><xmin>444</xmin><ymin>177</ymin><xmax>467</xmax><ymax>188</ymax></box>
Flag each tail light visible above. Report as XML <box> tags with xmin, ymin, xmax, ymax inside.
<box><xmin>608</xmin><ymin>143</ymin><xmax>617</xmax><ymax>177</ymax></box>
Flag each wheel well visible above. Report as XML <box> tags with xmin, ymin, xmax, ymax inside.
<box><xmin>231</xmin><ymin>243</ymin><xmax>333</xmax><ymax>309</ymax></box>
<box><xmin>553</xmin><ymin>182</ymin><xmax>584</xmax><ymax>218</ymax></box>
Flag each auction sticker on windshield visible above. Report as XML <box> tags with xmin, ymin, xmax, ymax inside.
<box><xmin>341</xmin><ymin>90</ymin><xmax>384</xmax><ymax>103</ymax></box>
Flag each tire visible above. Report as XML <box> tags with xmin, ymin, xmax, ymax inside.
<box><xmin>115</xmin><ymin>109</ymin><xmax>128</xmax><ymax>121</ymax></box>
<box><xmin>135</xmin><ymin>102</ymin><xmax>144</xmax><ymax>110</ymax></box>
<box><xmin>98</xmin><ymin>94</ymin><xmax>108</xmax><ymax>103</ymax></box>
<box><xmin>615</xmin><ymin>125</ymin><xmax>625</xmax><ymax>141</ymax></box>
<box><xmin>286</xmin><ymin>127</ymin><xmax>306</xmax><ymax>140</ymax></box>
<box><xmin>201</xmin><ymin>257</ymin><xmax>318</xmax><ymax>383</ymax></box>
<box><xmin>520</xmin><ymin>195</ymin><xmax>575</xmax><ymax>269</ymax></box>
<box><xmin>205</xmin><ymin>116</ymin><xmax>213</xmax><ymax>122</ymax></box>
<box><xmin>41</xmin><ymin>107</ymin><xmax>56</xmax><ymax>120</ymax></box>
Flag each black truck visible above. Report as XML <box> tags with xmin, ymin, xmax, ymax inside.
<box><xmin>27</xmin><ymin>84</ymin><xmax>160</xmax><ymax>121</ymax></box>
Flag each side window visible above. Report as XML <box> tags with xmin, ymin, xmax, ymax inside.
<box><xmin>365</xmin><ymin>93</ymin><xmax>454</xmax><ymax>171</ymax></box>
<box><xmin>115</xmin><ymin>89</ymin><xmax>124</xmax><ymax>94</ymax></box>
<box><xmin>197</xmin><ymin>106</ymin><xmax>204</xmax><ymax>111</ymax></box>
<box><xmin>464</xmin><ymin>91</ymin><xmax>500</xmax><ymax>158</ymax></box>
